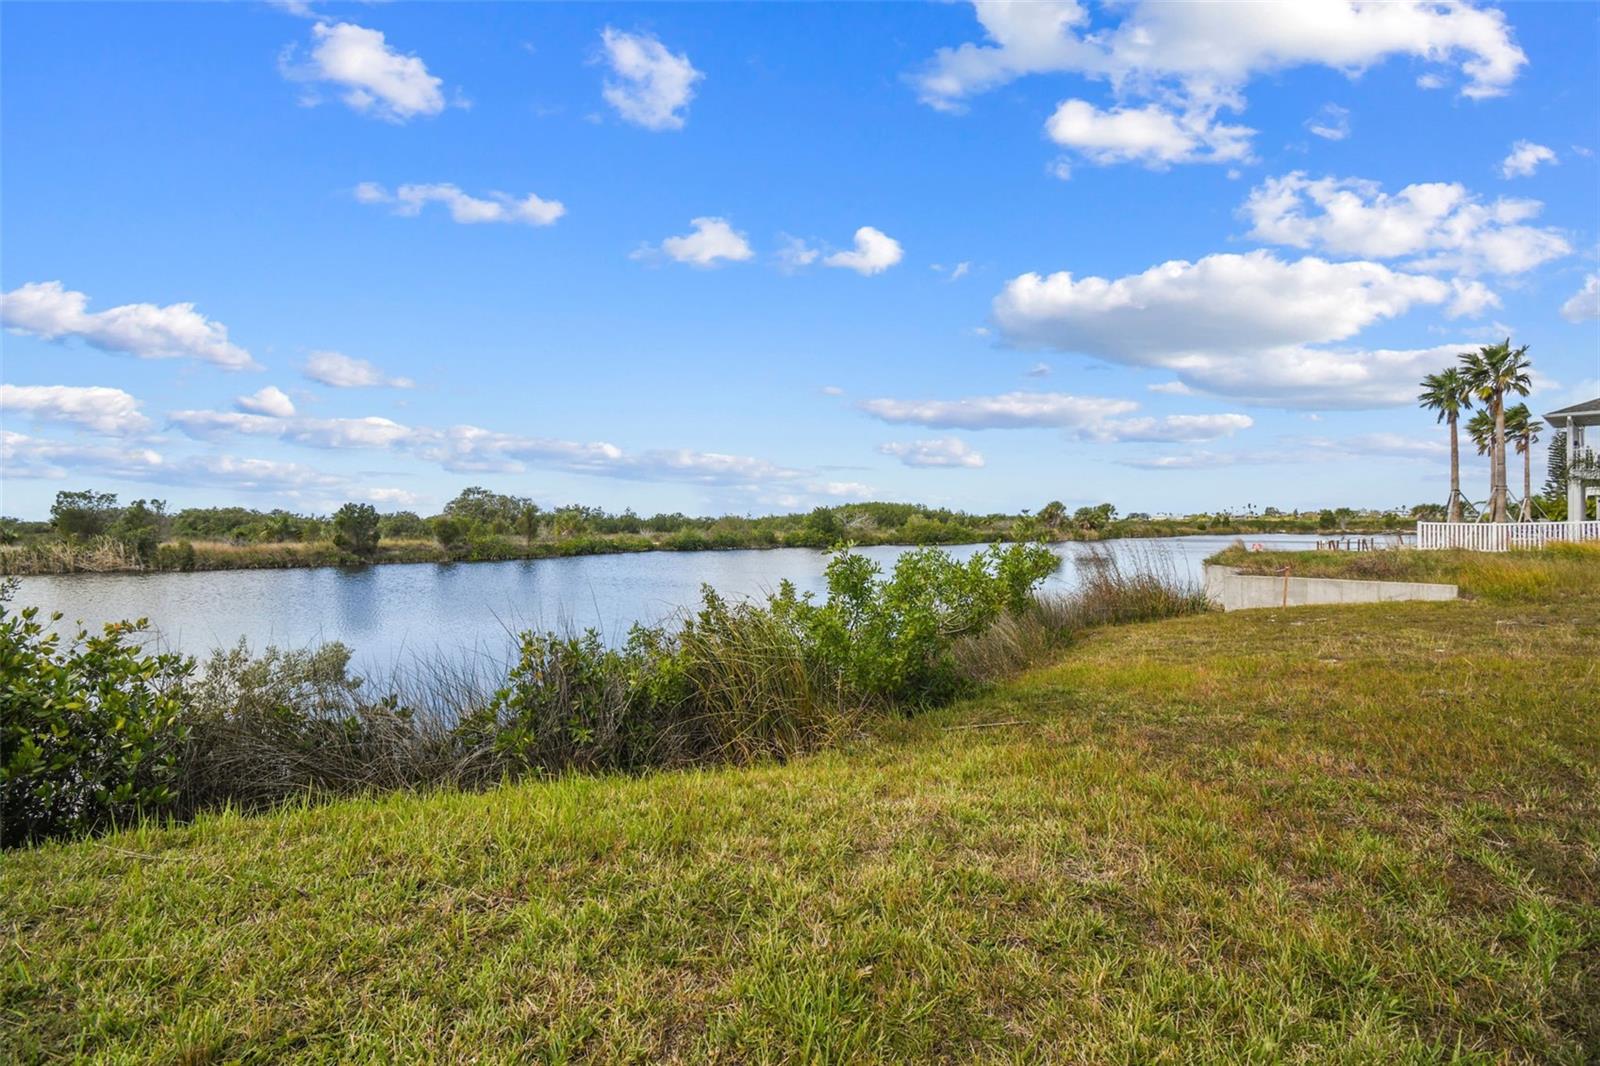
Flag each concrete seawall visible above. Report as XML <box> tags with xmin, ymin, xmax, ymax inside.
<box><xmin>1203</xmin><ymin>565</ymin><xmax>1458</xmax><ymax>612</ymax></box>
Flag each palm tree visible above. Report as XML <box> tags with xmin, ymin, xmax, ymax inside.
<box><xmin>1466</xmin><ymin>409</ymin><xmax>1495</xmax><ymax>517</ymax></box>
<box><xmin>1460</xmin><ymin>339</ymin><xmax>1533</xmax><ymax>522</ymax></box>
<box><xmin>1418</xmin><ymin>368</ymin><xmax>1474</xmax><ymax>522</ymax></box>
<box><xmin>1504</xmin><ymin>403</ymin><xmax>1540</xmax><ymax>521</ymax></box>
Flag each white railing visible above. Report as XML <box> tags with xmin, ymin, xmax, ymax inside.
<box><xmin>1416</xmin><ymin>520</ymin><xmax>1600</xmax><ymax>551</ymax></box>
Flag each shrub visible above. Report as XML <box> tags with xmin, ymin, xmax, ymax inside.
<box><xmin>154</xmin><ymin>539</ymin><xmax>198</xmax><ymax>571</ymax></box>
<box><xmin>177</xmin><ymin>641</ymin><xmax>475</xmax><ymax>813</ymax></box>
<box><xmin>430</xmin><ymin>515</ymin><xmax>468</xmax><ymax>552</ymax></box>
<box><xmin>780</xmin><ymin>543</ymin><xmax>1061</xmax><ymax>705</ymax></box>
<box><xmin>1</xmin><ymin>582</ymin><xmax>193</xmax><ymax>845</ymax></box>
<box><xmin>332</xmin><ymin>503</ymin><xmax>381</xmax><ymax>557</ymax></box>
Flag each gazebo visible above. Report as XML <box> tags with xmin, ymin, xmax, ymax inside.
<box><xmin>1543</xmin><ymin>397</ymin><xmax>1600</xmax><ymax>525</ymax></box>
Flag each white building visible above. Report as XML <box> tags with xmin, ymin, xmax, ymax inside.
<box><xmin>1544</xmin><ymin>397</ymin><xmax>1600</xmax><ymax>525</ymax></box>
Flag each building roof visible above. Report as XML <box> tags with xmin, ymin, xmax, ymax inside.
<box><xmin>1543</xmin><ymin>396</ymin><xmax>1600</xmax><ymax>429</ymax></box>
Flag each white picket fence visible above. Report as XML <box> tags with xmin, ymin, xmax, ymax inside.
<box><xmin>1416</xmin><ymin>520</ymin><xmax>1600</xmax><ymax>551</ymax></box>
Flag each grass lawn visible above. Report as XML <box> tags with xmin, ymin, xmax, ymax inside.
<box><xmin>4</xmin><ymin>576</ymin><xmax>1597</xmax><ymax>1061</ymax></box>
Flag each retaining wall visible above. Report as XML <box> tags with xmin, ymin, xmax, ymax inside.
<box><xmin>1203</xmin><ymin>565</ymin><xmax>1457</xmax><ymax>612</ymax></box>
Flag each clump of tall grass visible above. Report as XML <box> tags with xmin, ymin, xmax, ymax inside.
<box><xmin>0</xmin><ymin>536</ymin><xmax>144</xmax><ymax>575</ymax></box>
<box><xmin>951</xmin><ymin>545</ymin><xmax>1210</xmax><ymax>682</ymax></box>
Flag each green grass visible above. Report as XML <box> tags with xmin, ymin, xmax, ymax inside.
<box><xmin>4</xmin><ymin>587</ymin><xmax>1598</xmax><ymax>1061</ymax></box>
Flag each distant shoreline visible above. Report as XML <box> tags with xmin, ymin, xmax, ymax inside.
<box><xmin>2</xmin><ymin>525</ymin><xmax>1408</xmax><ymax>579</ymax></box>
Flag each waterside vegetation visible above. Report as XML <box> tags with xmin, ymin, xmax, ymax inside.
<box><xmin>2</xmin><ymin>543</ymin><xmax>1212</xmax><ymax>847</ymax></box>
<box><xmin>3</xmin><ymin>486</ymin><xmax>1426</xmax><ymax>576</ymax></box>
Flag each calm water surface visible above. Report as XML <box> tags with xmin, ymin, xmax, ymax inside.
<box><xmin>13</xmin><ymin>535</ymin><xmax>1327</xmax><ymax>673</ymax></box>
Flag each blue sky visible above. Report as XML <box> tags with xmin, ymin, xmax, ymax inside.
<box><xmin>3</xmin><ymin>1</ymin><xmax>1597</xmax><ymax>519</ymax></box>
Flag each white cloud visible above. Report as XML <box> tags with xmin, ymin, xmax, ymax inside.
<box><xmin>1</xmin><ymin>430</ymin><xmax>167</xmax><ymax>480</ymax></box>
<box><xmin>1305</xmin><ymin>103</ymin><xmax>1351</xmax><ymax>141</ymax></box>
<box><xmin>1561</xmin><ymin>274</ymin><xmax>1600</xmax><ymax>323</ymax></box>
<box><xmin>880</xmin><ymin>437</ymin><xmax>986</xmax><ymax>468</ymax></box>
<box><xmin>1026</xmin><ymin>362</ymin><xmax>1052</xmax><ymax>377</ymax></box>
<box><xmin>1241</xmin><ymin>172</ymin><xmax>1570</xmax><ymax>275</ymax></box>
<box><xmin>775</xmin><ymin>235</ymin><xmax>820</xmax><ymax>272</ymax></box>
<box><xmin>1</xmin><ymin>281</ymin><xmax>258</xmax><ymax>370</ymax></box>
<box><xmin>170</xmin><ymin>409</ymin><xmax>417</xmax><ymax>450</ymax></box>
<box><xmin>823</xmin><ymin>226</ymin><xmax>904</xmax><ymax>275</ymax></box>
<box><xmin>861</xmin><ymin>391</ymin><xmax>1137</xmax><ymax>430</ymax></box>
<box><xmin>638</xmin><ymin>217</ymin><xmax>754</xmax><ymax>267</ymax></box>
<box><xmin>1086</xmin><ymin>413</ymin><xmax>1254</xmax><ymax>443</ymax></box>
<box><xmin>164</xmin><ymin>404</ymin><xmax>817</xmax><ymax>491</ymax></box>
<box><xmin>1447</xmin><ymin>278</ymin><xmax>1500</xmax><ymax>319</ymax></box>
<box><xmin>949</xmin><ymin>262</ymin><xmax>971</xmax><ymax>280</ymax></box>
<box><xmin>992</xmin><ymin>251</ymin><xmax>1480</xmax><ymax>407</ymax></box>
<box><xmin>600</xmin><ymin>28</ymin><xmax>702</xmax><ymax>131</ymax></box>
<box><xmin>235</xmin><ymin>386</ymin><xmax>296</xmax><ymax>418</ymax></box>
<box><xmin>820</xmin><ymin>385</ymin><xmax>845</xmax><ymax>396</ymax></box>
<box><xmin>0</xmin><ymin>384</ymin><xmax>150</xmax><ymax>435</ymax></box>
<box><xmin>914</xmin><ymin>0</ymin><xmax>1525</xmax><ymax>111</ymax></box>
<box><xmin>355</xmin><ymin>182</ymin><xmax>564</xmax><ymax>226</ymax></box>
<box><xmin>303</xmin><ymin>350</ymin><xmax>414</xmax><ymax>389</ymax></box>
<box><xmin>283</xmin><ymin>21</ymin><xmax>447</xmax><ymax>122</ymax></box>
<box><xmin>1121</xmin><ymin>431</ymin><xmax>1446</xmax><ymax>469</ymax></box>
<box><xmin>1500</xmin><ymin>140</ymin><xmax>1556</xmax><ymax>179</ymax></box>
<box><xmin>1046</xmin><ymin>99</ymin><xmax>1254</xmax><ymax>167</ymax></box>
<box><xmin>364</xmin><ymin>487</ymin><xmax>421</xmax><ymax>508</ymax></box>
<box><xmin>1147</xmin><ymin>380</ymin><xmax>1193</xmax><ymax>395</ymax></box>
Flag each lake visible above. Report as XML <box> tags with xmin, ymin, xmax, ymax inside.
<box><xmin>11</xmin><ymin>534</ymin><xmax>1326</xmax><ymax>674</ymax></box>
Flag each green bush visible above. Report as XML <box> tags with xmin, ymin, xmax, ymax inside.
<box><xmin>779</xmin><ymin>543</ymin><xmax>1061</xmax><ymax>704</ymax></box>
<box><xmin>1</xmin><ymin>584</ymin><xmax>193</xmax><ymax>845</ymax></box>
<box><xmin>332</xmin><ymin>503</ymin><xmax>380</xmax><ymax>557</ymax></box>
<box><xmin>154</xmin><ymin>539</ymin><xmax>198</xmax><ymax>571</ymax></box>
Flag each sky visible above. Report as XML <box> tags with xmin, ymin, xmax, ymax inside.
<box><xmin>2</xmin><ymin>0</ymin><xmax>1598</xmax><ymax>520</ymax></box>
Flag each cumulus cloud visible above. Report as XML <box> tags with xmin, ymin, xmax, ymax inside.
<box><xmin>860</xmin><ymin>391</ymin><xmax>1138</xmax><ymax>430</ymax></box>
<box><xmin>303</xmin><ymin>350</ymin><xmax>414</xmax><ymax>389</ymax></box>
<box><xmin>163</xmin><ymin>404</ymin><xmax>816</xmax><ymax>491</ymax></box>
<box><xmin>636</xmin><ymin>217</ymin><xmax>754</xmax><ymax>267</ymax></box>
<box><xmin>822</xmin><ymin>226</ymin><xmax>904</xmax><ymax>275</ymax></box>
<box><xmin>1561</xmin><ymin>274</ymin><xmax>1600</xmax><ymax>323</ymax></box>
<box><xmin>235</xmin><ymin>386</ymin><xmax>296</xmax><ymax>418</ymax></box>
<box><xmin>914</xmin><ymin>0</ymin><xmax>1525</xmax><ymax>111</ymax></box>
<box><xmin>355</xmin><ymin>182</ymin><xmax>564</xmax><ymax>226</ymax></box>
<box><xmin>1305</xmin><ymin>103</ymin><xmax>1351</xmax><ymax>141</ymax></box>
<box><xmin>1</xmin><ymin>430</ymin><xmax>167</xmax><ymax>481</ymax></box>
<box><xmin>1500</xmin><ymin>140</ymin><xmax>1556</xmax><ymax>178</ymax></box>
<box><xmin>1242</xmin><ymin>172</ymin><xmax>1570</xmax><ymax>275</ymax></box>
<box><xmin>1046</xmin><ymin>99</ymin><xmax>1253</xmax><ymax>167</ymax></box>
<box><xmin>600</xmin><ymin>28</ymin><xmax>702</xmax><ymax>131</ymax></box>
<box><xmin>991</xmin><ymin>251</ymin><xmax>1479</xmax><ymax>407</ymax></box>
<box><xmin>0</xmin><ymin>384</ymin><xmax>151</xmax><ymax>435</ymax></box>
<box><xmin>861</xmin><ymin>388</ymin><xmax>1252</xmax><ymax>444</ymax></box>
<box><xmin>1</xmin><ymin>281</ymin><xmax>258</xmax><ymax>370</ymax></box>
<box><xmin>282</xmin><ymin>21</ymin><xmax>448</xmax><ymax>122</ymax></box>
<box><xmin>880</xmin><ymin>437</ymin><xmax>986</xmax><ymax>468</ymax></box>
<box><xmin>364</xmin><ymin>486</ymin><xmax>421</xmax><ymax>508</ymax></box>
<box><xmin>1121</xmin><ymin>431</ymin><xmax>1446</xmax><ymax>469</ymax></box>
<box><xmin>1085</xmin><ymin>413</ymin><xmax>1254</xmax><ymax>443</ymax></box>
<box><xmin>914</xmin><ymin>1</ymin><xmax>1523</xmax><ymax>172</ymax></box>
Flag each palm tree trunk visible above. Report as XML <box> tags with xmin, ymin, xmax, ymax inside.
<box><xmin>1447</xmin><ymin>417</ymin><xmax>1462</xmax><ymax>523</ymax></box>
<box><xmin>1520</xmin><ymin>438</ymin><xmax>1532</xmax><ymax>521</ymax></box>
<box><xmin>1492</xmin><ymin>394</ymin><xmax>1508</xmax><ymax>522</ymax></box>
